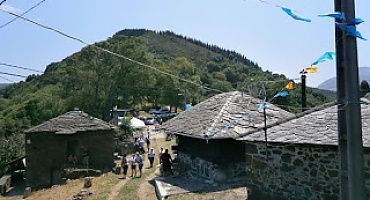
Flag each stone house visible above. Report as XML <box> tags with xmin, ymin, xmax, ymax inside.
<box><xmin>163</xmin><ymin>91</ymin><xmax>294</xmax><ymax>184</ymax></box>
<box><xmin>238</xmin><ymin>102</ymin><xmax>370</xmax><ymax>199</ymax></box>
<box><xmin>24</xmin><ymin>110</ymin><xmax>116</xmax><ymax>188</ymax></box>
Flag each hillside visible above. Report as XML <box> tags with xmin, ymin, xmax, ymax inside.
<box><xmin>318</xmin><ymin>67</ymin><xmax>370</xmax><ymax>91</ymax></box>
<box><xmin>0</xmin><ymin>29</ymin><xmax>334</xmax><ymax>170</ymax></box>
<box><xmin>0</xmin><ymin>83</ymin><xmax>11</xmax><ymax>90</ymax></box>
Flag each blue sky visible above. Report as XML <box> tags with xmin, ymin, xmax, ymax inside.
<box><xmin>0</xmin><ymin>0</ymin><xmax>369</xmax><ymax>87</ymax></box>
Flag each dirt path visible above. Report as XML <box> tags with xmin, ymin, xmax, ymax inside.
<box><xmin>136</xmin><ymin>137</ymin><xmax>161</xmax><ymax>200</ymax></box>
<box><xmin>107</xmin><ymin>178</ymin><xmax>129</xmax><ymax>200</ymax></box>
<box><xmin>137</xmin><ymin>170</ymin><xmax>158</xmax><ymax>200</ymax></box>
<box><xmin>107</xmin><ymin>129</ymin><xmax>167</xmax><ymax>200</ymax></box>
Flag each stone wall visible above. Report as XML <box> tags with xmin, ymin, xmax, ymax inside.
<box><xmin>25</xmin><ymin>131</ymin><xmax>114</xmax><ymax>188</ymax></box>
<box><xmin>177</xmin><ymin>151</ymin><xmax>245</xmax><ymax>184</ymax></box>
<box><xmin>245</xmin><ymin>142</ymin><xmax>370</xmax><ymax>200</ymax></box>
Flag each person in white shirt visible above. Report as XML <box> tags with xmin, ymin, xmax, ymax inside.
<box><xmin>134</xmin><ymin>152</ymin><xmax>144</xmax><ymax>177</ymax></box>
<box><xmin>147</xmin><ymin>148</ymin><xmax>155</xmax><ymax>168</ymax></box>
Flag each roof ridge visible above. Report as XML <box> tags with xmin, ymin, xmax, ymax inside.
<box><xmin>204</xmin><ymin>91</ymin><xmax>239</xmax><ymax>138</ymax></box>
<box><xmin>235</xmin><ymin>101</ymin><xmax>337</xmax><ymax>139</ymax></box>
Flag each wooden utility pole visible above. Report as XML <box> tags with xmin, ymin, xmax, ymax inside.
<box><xmin>341</xmin><ymin>0</ymin><xmax>366</xmax><ymax>199</ymax></box>
<box><xmin>301</xmin><ymin>73</ymin><xmax>307</xmax><ymax>112</ymax></box>
<box><xmin>334</xmin><ymin>0</ymin><xmax>348</xmax><ymax>198</ymax></box>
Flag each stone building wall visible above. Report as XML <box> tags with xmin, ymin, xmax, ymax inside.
<box><xmin>245</xmin><ymin>141</ymin><xmax>370</xmax><ymax>200</ymax></box>
<box><xmin>177</xmin><ymin>151</ymin><xmax>245</xmax><ymax>184</ymax></box>
<box><xmin>25</xmin><ymin>131</ymin><xmax>114</xmax><ymax>188</ymax></box>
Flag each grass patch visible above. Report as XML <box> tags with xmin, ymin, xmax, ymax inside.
<box><xmin>116</xmin><ymin>167</ymin><xmax>157</xmax><ymax>200</ymax></box>
<box><xmin>90</xmin><ymin>173</ymin><xmax>121</xmax><ymax>200</ymax></box>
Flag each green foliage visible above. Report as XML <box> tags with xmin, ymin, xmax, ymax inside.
<box><xmin>118</xmin><ymin>115</ymin><xmax>134</xmax><ymax>141</ymax></box>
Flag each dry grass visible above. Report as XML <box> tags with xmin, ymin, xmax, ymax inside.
<box><xmin>88</xmin><ymin>172</ymin><xmax>121</xmax><ymax>200</ymax></box>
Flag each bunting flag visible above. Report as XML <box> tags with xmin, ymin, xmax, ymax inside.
<box><xmin>285</xmin><ymin>81</ymin><xmax>295</xmax><ymax>90</ymax></box>
<box><xmin>304</xmin><ymin>67</ymin><xmax>318</xmax><ymax>73</ymax></box>
<box><xmin>348</xmin><ymin>18</ymin><xmax>364</xmax><ymax>25</ymax></box>
<box><xmin>336</xmin><ymin>23</ymin><xmax>367</xmax><ymax>40</ymax></box>
<box><xmin>281</xmin><ymin>7</ymin><xmax>311</xmax><ymax>23</ymax></box>
<box><xmin>311</xmin><ymin>52</ymin><xmax>336</xmax><ymax>66</ymax></box>
<box><xmin>273</xmin><ymin>91</ymin><xmax>289</xmax><ymax>98</ymax></box>
<box><xmin>257</xmin><ymin>102</ymin><xmax>269</xmax><ymax>112</ymax></box>
<box><xmin>318</xmin><ymin>12</ymin><xmax>345</xmax><ymax>20</ymax></box>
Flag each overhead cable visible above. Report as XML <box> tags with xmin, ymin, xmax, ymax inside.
<box><xmin>0</xmin><ymin>71</ymin><xmax>27</xmax><ymax>78</ymax></box>
<box><xmin>0</xmin><ymin>8</ymin><xmax>223</xmax><ymax>93</ymax></box>
<box><xmin>0</xmin><ymin>75</ymin><xmax>14</xmax><ymax>82</ymax></box>
<box><xmin>0</xmin><ymin>0</ymin><xmax>8</xmax><ymax>6</ymax></box>
<box><xmin>0</xmin><ymin>0</ymin><xmax>47</xmax><ymax>30</ymax></box>
<box><xmin>0</xmin><ymin>62</ymin><xmax>43</xmax><ymax>73</ymax></box>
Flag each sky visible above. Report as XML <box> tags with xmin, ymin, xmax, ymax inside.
<box><xmin>0</xmin><ymin>0</ymin><xmax>369</xmax><ymax>87</ymax></box>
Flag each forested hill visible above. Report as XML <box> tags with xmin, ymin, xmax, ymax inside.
<box><xmin>0</xmin><ymin>29</ymin><xmax>333</xmax><ymax>139</ymax></box>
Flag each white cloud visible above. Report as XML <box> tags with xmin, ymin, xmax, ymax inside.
<box><xmin>0</xmin><ymin>4</ymin><xmax>22</xmax><ymax>14</ymax></box>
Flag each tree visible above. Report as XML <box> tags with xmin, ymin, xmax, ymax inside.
<box><xmin>360</xmin><ymin>80</ymin><xmax>370</xmax><ymax>97</ymax></box>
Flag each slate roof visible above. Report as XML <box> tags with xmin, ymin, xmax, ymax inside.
<box><xmin>25</xmin><ymin>110</ymin><xmax>116</xmax><ymax>134</ymax></box>
<box><xmin>238</xmin><ymin>102</ymin><xmax>370</xmax><ymax>147</ymax></box>
<box><xmin>163</xmin><ymin>91</ymin><xmax>295</xmax><ymax>140</ymax></box>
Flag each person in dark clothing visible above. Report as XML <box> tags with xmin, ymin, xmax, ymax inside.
<box><xmin>161</xmin><ymin>149</ymin><xmax>173</xmax><ymax>176</ymax></box>
<box><xmin>121</xmin><ymin>154</ymin><xmax>129</xmax><ymax>179</ymax></box>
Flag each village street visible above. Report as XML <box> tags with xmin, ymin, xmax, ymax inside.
<box><xmin>2</xmin><ymin>128</ymin><xmax>170</xmax><ymax>200</ymax></box>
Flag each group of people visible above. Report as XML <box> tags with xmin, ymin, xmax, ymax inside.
<box><xmin>120</xmin><ymin>148</ymin><xmax>173</xmax><ymax>179</ymax></box>
<box><xmin>120</xmin><ymin>152</ymin><xmax>144</xmax><ymax>178</ymax></box>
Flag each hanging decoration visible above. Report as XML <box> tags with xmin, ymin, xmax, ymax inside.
<box><xmin>257</xmin><ymin>102</ymin><xmax>269</xmax><ymax>112</ymax></box>
<box><xmin>311</xmin><ymin>52</ymin><xmax>336</xmax><ymax>66</ymax></box>
<box><xmin>336</xmin><ymin>23</ymin><xmax>367</xmax><ymax>41</ymax></box>
<box><xmin>348</xmin><ymin>18</ymin><xmax>364</xmax><ymax>25</ymax></box>
<box><xmin>273</xmin><ymin>91</ymin><xmax>289</xmax><ymax>98</ymax></box>
<box><xmin>281</xmin><ymin>7</ymin><xmax>312</xmax><ymax>23</ymax></box>
<box><xmin>285</xmin><ymin>81</ymin><xmax>295</xmax><ymax>90</ymax></box>
<box><xmin>303</xmin><ymin>66</ymin><xmax>318</xmax><ymax>73</ymax></box>
<box><xmin>318</xmin><ymin>12</ymin><xmax>345</xmax><ymax>20</ymax></box>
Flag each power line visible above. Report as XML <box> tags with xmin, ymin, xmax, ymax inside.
<box><xmin>0</xmin><ymin>62</ymin><xmax>43</xmax><ymax>73</ymax></box>
<box><xmin>0</xmin><ymin>0</ymin><xmax>47</xmax><ymax>30</ymax></box>
<box><xmin>0</xmin><ymin>71</ymin><xmax>27</xmax><ymax>78</ymax></box>
<box><xmin>0</xmin><ymin>8</ymin><xmax>223</xmax><ymax>94</ymax></box>
<box><xmin>0</xmin><ymin>0</ymin><xmax>8</xmax><ymax>6</ymax></box>
<box><xmin>0</xmin><ymin>75</ymin><xmax>14</xmax><ymax>83</ymax></box>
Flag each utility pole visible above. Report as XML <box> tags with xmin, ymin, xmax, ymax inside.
<box><xmin>301</xmin><ymin>73</ymin><xmax>307</xmax><ymax>112</ymax></box>
<box><xmin>342</xmin><ymin>0</ymin><xmax>366</xmax><ymax>199</ymax></box>
<box><xmin>334</xmin><ymin>0</ymin><xmax>348</xmax><ymax>199</ymax></box>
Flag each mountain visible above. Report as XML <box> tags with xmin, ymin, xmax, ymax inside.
<box><xmin>0</xmin><ymin>29</ymin><xmax>334</xmax><ymax>137</ymax></box>
<box><xmin>318</xmin><ymin>67</ymin><xmax>370</xmax><ymax>91</ymax></box>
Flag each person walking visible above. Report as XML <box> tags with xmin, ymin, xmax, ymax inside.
<box><xmin>161</xmin><ymin>149</ymin><xmax>173</xmax><ymax>176</ymax></box>
<box><xmin>134</xmin><ymin>152</ymin><xmax>144</xmax><ymax>178</ymax></box>
<box><xmin>121</xmin><ymin>154</ymin><xmax>129</xmax><ymax>179</ymax></box>
<box><xmin>159</xmin><ymin>147</ymin><xmax>164</xmax><ymax>164</ymax></box>
<box><xmin>147</xmin><ymin>148</ymin><xmax>155</xmax><ymax>168</ymax></box>
<box><xmin>130</xmin><ymin>154</ymin><xmax>136</xmax><ymax>178</ymax></box>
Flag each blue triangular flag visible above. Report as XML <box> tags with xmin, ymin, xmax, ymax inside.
<box><xmin>281</xmin><ymin>7</ymin><xmax>311</xmax><ymax>23</ymax></box>
<box><xmin>336</xmin><ymin>23</ymin><xmax>367</xmax><ymax>41</ymax></box>
<box><xmin>273</xmin><ymin>91</ymin><xmax>289</xmax><ymax>98</ymax></box>
<box><xmin>318</xmin><ymin>12</ymin><xmax>345</xmax><ymax>20</ymax></box>
<box><xmin>348</xmin><ymin>18</ymin><xmax>364</xmax><ymax>25</ymax></box>
<box><xmin>311</xmin><ymin>52</ymin><xmax>336</xmax><ymax>66</ymax></box>
<box><xmin>257</xmin><ymin>102</ymin><xmax>269</xmax><ymax>112</ymax></box>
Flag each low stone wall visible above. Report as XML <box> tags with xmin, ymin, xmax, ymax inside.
<box><xmin>177</xmin><ymin>151</ymin><xmax>245</xmax><ymax>184</ymax></box>
<box><xmin>245</xmin><ymin>142</ymin><xmax>370</xmax><ymax>200</ymax></box>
